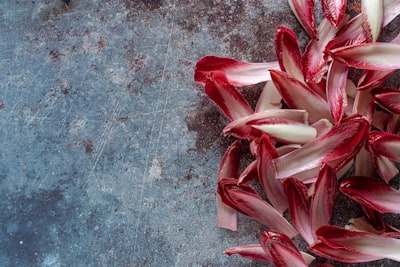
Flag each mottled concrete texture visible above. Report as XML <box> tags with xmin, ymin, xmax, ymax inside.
<box><xmin>0</xmin><ymin>0</ymin><xmax>399</xmax><ymax>266</ymax></box>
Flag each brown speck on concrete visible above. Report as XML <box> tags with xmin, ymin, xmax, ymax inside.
<box><xmin>0</xmin><ymin>103</ymin><xmax>6</xmax><ymax>110</ymax></box>
<box><xmin>79</xmin><ymin>140</ymin><xmax>94</xmax><ymax>154</ymax></box>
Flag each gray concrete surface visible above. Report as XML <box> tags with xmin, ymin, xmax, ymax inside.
<box><xmin>0</xmin><ymin>0</ymin><xmax>399</xmax><ymax>266</ymax></box>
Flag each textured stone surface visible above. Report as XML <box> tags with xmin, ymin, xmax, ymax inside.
<box><xmin>0</xmin><ymin>0</ymin><xmax>399</xmax><ymax>266</ymax></box>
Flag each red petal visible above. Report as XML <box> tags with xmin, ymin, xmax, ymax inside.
<box><xmin>224</xmin><ymin>244</ymin><xmax>272</xmax><ymax>262</ymax></box>
<box><xmin>340</xmin><ymin>176</ymin><xmax>400</xmax><ymax>213</ymax></box>
<box><xmin>274</xmin><ymin>26</ymin><xmax>304</xmax><ymax>81</ymax></box>
<box><xmin>326</xmin><ymin>61</ymin><xmax>348</xmax><ymax>124</ymax></box>
<box><xmin>329</xmin><ymin>43</ymin><xmax>400</xmax><ymax>70</ymax></box>
<box><xmin>194</xmin><ymin>55</ymin><xmax>279</xmax><ymax>86</ymax></box>
<box><xmin>270</xmin><ymin>70</ymin><xmax>331</xmax><ymax>123</ymax></box>
<box><xmin>273</xmin><ymin>115</ymin><xmax>369</xmax><ymax>179</ymax></box>
<box><xmin>257</xmin><ymin>135</ymin><xmax>288</xmax><ymax>213</ymax></box>
<box><xmin>205</xmin><ymin>72</ymin><xmax>253</xmax><ymax>121</ymax></box>
<box><xmin>311</xmin><ymin>165</ymin><xmax>337</xmax><ymax>238</ymax></box>
<box><xmin>260</xmin><ymin>230</ymin><xmax>308</xmax><ymax>267</ymax></box>
<box><xmin>288</xmin><ymin>0</ymin><xmax>317</xmax><ymax>38</ymax></box>
<box><xmin>216</xmin><ymin>140</ymin><xmax>242</xmax><ymax>231</ymax></box>
<box><xmin>283</xmin><ymin>178</ymin><xmax>314</xmax><ymax>245</ymax></box>
<box><xmin>321</xmin><ymin>0</ymin><xmax>347</xmax><ymax>27</ymax></box>
<box><xmin>217</xmin><ymin>178</ymin><xmax>298</xmax><ymax>238</ymax></box>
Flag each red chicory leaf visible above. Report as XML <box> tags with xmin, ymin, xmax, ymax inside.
<box><xmin>205</xmin><ymin>72</ymin><xmax>253</xmax><ymax>121</ymax></box>
<box><xmin>260</xmin><ymin>230</ymin><xmax>309</xmax><ymax>267</ymax></box>
<box><xmin>249</xmin><ymin>117</ymin><xmax>317</xmax><ymax>144</ymax></box>
<box><xmin>274</xmin><ymin>26</ymin><xmax>304</xmax><ymax>81</ymax></box>
<box><xmin>302</xmin><ymin>16</ymin><xmax>348</xmax><ymax>83</ymax></box>
<box><xmin>224</xmin><ymin>244</ymin><xmax>272</xmax><ymax>262</ymax></box>
<box><xmin>287</xmin><ymin>0</ymin><xmax>317</xmax><ymax>38</ymax></box>
<box><xmin>216</xmin><ymin>140</ymin><xmax>242</xmax><ymax>231</ymax></box>
<box><xmin>237</xmin><ymin>160</ymin><xmax>258</xmax><ymax>185</ymax></box>
<box><xmin>217</xmin><ymin>178</ymin><xmax>298</xmax><ymax>238</ymax></box>
<box><xmin>194</xmin><ymin>55</ymin><xmax>279</xmax><ymax>86</ymax></box>
<box><xmin>255</xmin><ymin>81</ymin><xmax>282</xmax><ymax>112</ymax></box>
<box><xmin>373</xmin><ymin>87</ymin><xmax>400</xmax><ymax>114</ymax></box>
<box><xmin>321</xmin><ymin>0</ymin><xmax>347</xmax><ymax>27</ymax></box>
<box><xmin>223</xmin><ymin>109</ymin><xmax>308</xmax><ymax>140</ymax></box>
<box><xmin>283</xmin><ymin>178</ymin><xmax>314</xmax><ymax>245</ymax></box>
<box><xmin>309</xmin><ymin>241</ymin><xmax>384</xmax><ymax>263</ymax></box>
<box><xmin>383</xmin><ymin>0</ymin><xmax>400</xmax><ymax>27</ymax></box>
<box><xmin>273</xmin><ymin>115</ymin><xmax>369</xmax><ymax>179</ymax></box>
<box><xmin>270</xmin><ymin>70</ymin><xmax>331</xmax><ymax>123</ymax></box>
<box><xmin>352</xmin><ymin>89</ymin><xmax>375</xmax><ymax>123</ymax></box>
<box><xmin>326</xmin><ymin>61</ymin><xmax>348</xmax><ymax>124</ymax></box>
<box><xmin>315</xmin><ymin>225</ymin><xmax>400</xmax><ymax>261</ymax></box>
<box><xmin>257</xmin><ymin>134</ymin><xmax>288</xmax><ymax>213</ymax></box>
<box><xmin>367</xmin><ymin>131</ymin><xmax>400</xmax><ymax>162</ymax></box>
<box><xmin>329</xmin><ymin>43</ymin><xmax>400</xmax><ymax>70</ymax></box>
<box><xmin>340</xmin><ymin>176</ymin><xmax>400</xmax><ymax>213</ymax></box>
<box><xmin>327</xmin><ymin>14</ymin><xmax>366</xmax><ymax>50</ymax></box>
<box><xmin>311</xmin><ymin>164</ymin><xmax>337</xmax><ymax>239</ymax></box>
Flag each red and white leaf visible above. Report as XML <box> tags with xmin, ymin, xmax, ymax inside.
<box><xmin>257</xmin><ymin>135</ymin><xmax>288</xmax><ymax>213</ymax></box>
<box><xmin>352</xmin><ymin>89</ymin><xmax>375</xmax><ymax>123</ymax></box>
<box><xmin>309</xmin><ymin>241</ymin><xmax>384</xmax><ymax>263</ymax></box>
<box><xmin>287</xmin><ymin>0</ymin><xmax>317</xmax><ymax>38</ymax></box>
<box><xmin>373</xmin><ymin>87</ymin><xmax>400</xmax><ymax>114</ymax></box>
<box><xmin>327</xmin><ymin>14</ymin><xmax>367</xmax><ymax>50</ymax></box>
<box><xmin>273</xmin><ymin>115</ymin><xmax>369</xmax><ymax>179</ymax></box>
<box><xmin>329</xmin><ymin>43</ymin><xmax>400</xmax><ymax>70</ymax></box>
<box><xmin>283</xmin><ymin>178</ymin><xmax>314</xmax><ymax>245</ymax></box>
<box><xmin>205</xmin><ymin>72</ymin><xmax>253</xmax><ymax>121</ymax></box>
<box><xmin>224</xmin><ymin>244</ymin><xmax>272</xmax><ymax>262</ymax></box>
<box><xmin>315</xmin><ymin>225</ymin><xmax>400</xmax><ymax>261</ymax></box>
<box><xmin>216</xmin><ymin>140</ymin><xmax>241</xmax><ymax>231</ymax></box>
<box><xmin>237</xmin><ymin>160</ymin><xmax>258</xmax><ymax>185</ymax></box>
<box><xmin>311</xmin><ymin>165</ymin><xmax>337</xmax><ymax>239</ymax></box>
<box><xmin>355</xmin><ymin>146</ymin><xmax>374</xmax><ymax>177</ymax></box>
<box><xmin>357</xmin><ymin>32</ymin><xmax>400</xmax><ymax>90</ymax></box>
<box><xmin>321</xmin><ymin>0</ymin><xmax>347</xmax><ymax>27</ymax></box>
<box><xmin>302</xmin><ymin>16</ymin><xmax>348</xmax><ymax>83</ymax></box>
<box><xmin>255</xmin><ymin>81</ymin><xmax>282</xmax><ymax>112</ymax></box>
<box><xmin>367</xmin><ymin>131</ymin><xmax>400</xmax><ymax>162</ymax></box>
<box><xmin>326</xmin><ymin>61</ymin><xmax>348</xmax><ymax>124</ymax></box>
<box><xmin>223</xmin><ymin>109</ymin><xmax>308</xmax><ymax>140</ymax></box>
<box><xmin>311</xmin><ymin>119</ymin><xmax>333</xmax><ymax>137</ymax></box>
<box><xmin>217</xmin><ymin>178</ymin><xmax>298</xmax><ymax>238</ymax></box>
<box><xmin>275</xmin><ymin>26</ymin><xmax>304</xmax><ymax>81</ymax></box>
<box><xmin>361</xmin><ymin>0</ymin><xmax>383</xmax><ymax>42</ymax></box>
<box><xmin>260</xmin><ymin>230</ymin><xmax>309</xmax><ymax>267</ymax></box>
<box><xmin>340</xmin><ymin>176</ymin><xmax>400</xmax><ymax>213</ymax></box>
<box><xmin>383</xmin><ymin>0</ymin><xmax>400</xmax><ymax>27</ymax></box>
<box><xmin>249</xmin><ymin>117</ymin><xmax>317</xmax><ymax>144</ymax></box>
<box><xmin>194</xmin><ymin>56</ymin><xmax>279</xmax><ymax>86</ymax></box>
<box><xmin>270</xmin><ymin>70</ymin><xmax>331</xmax><ymax>123</ymax></box>
<box><xmin>375</xmin><ymin>154</ymin><xmax>399</xmax><ymax>182</ymax></box>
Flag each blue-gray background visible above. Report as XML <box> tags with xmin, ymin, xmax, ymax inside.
<box><xmin>0</xmin><ymin>1</ymin><xmax>399</xmax><ymax>266</ymax></box>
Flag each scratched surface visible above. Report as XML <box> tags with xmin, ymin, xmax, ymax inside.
<box><xmin>0</xmin><ymin>0</ymin><xmax>399</xmax><ymax>266</ymax></box>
